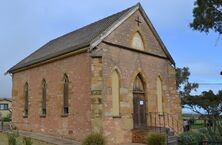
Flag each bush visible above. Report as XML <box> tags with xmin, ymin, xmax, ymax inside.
<box><xmin>146</xmin><ymin>133</ymin><xmax>166</xmax><ymax>145</ymax></box>
<box><xmin>3</xmin><ymin>116</ymin><xmax>11</xmax><ymax>122</ymax></box>
<box><xmin>23</xmin><ymin>137</ymin><xmax>33</xmax><ymax>145</ymax></box>
<box><xmin>178</xmin><ymin>131</ymin><xmax>205</xmax><ymax>145</ymax></box>
<box><xmin>82</xmin><ymin>133</ymin><xmax>105</xmax><ymax>145</ymax></box>
<box><xmin>7</xmin><ymin>133</ymin><xmax>18</xmax><ymax>145</ymax></box>
<box><xmin>198</xmin><ymin>123</ymin><xmax>222</xmax><ymax>142</ymax></box>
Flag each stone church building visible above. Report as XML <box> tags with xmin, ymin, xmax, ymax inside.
<box><xmin>8</xmin><ymin>3</ymin><xmax>182</xmax><ymax>145</ymax></box>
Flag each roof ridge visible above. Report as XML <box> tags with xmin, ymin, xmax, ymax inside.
<box><xmin>89</xmin><ymin>3</ymin><xmax>139</xmax><ymax>48</ymax></box>
<box><xmin>48</xmin><ymin>3</ymin><xmax>138</xmax><ymax>45</ymax></box>
<box><xmin>7</xmin><ymin>3</ymin><xmax>139</xmax><ymax>73</ymax></box>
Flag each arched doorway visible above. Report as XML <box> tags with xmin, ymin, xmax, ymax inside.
<box><xmin>133</xmin><ymin>74</ymin><xmax>147</xmax><ymax>129</ymax></box>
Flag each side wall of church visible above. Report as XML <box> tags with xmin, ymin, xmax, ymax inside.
<box><xmin>97</xmin><ymin>10</ymin><xmax>182</xmax><ymax>145</ymax></box>
<box><xmin>11</xmin><ymin>52</ymin><xmax>92</xmax><ymax>141</ymax></box>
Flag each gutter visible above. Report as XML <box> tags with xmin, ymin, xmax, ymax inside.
<box><xmin>6</xmin><ymin>45</ymin><xmax>89</xmax><ymax>74</ymax></box>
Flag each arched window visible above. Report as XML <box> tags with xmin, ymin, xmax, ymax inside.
<box><xmin>41</xmin><ymin>79</ymin><xmax>47</xmax><ymax>116</ymax></box>
<box><xmin>132</xmin><ymin>32</ymin><xmax>144</xmax><ymax>50</ymax></box>
<box><xmin>111</xmin><ymin>70</ymin><xmax>120</xmax><ymax>116</ymax></box>
<box><xmin>24</xmin><ymin>82</ymin><xmax>29</xmax><ymax>117</ymax></box>
<box><xmin>63</xmin><ymin>74</ymin><xmax>69</xmax><ymax>115</ymax></box>
<box><xmin>157</xmin><ymin>77</ymin><xmax>163</xmax><ymax>113</ymax></box>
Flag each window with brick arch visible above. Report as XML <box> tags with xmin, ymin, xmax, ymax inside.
<box><xmin>41</xmin><ymin>79</ymin><xmax>47</xmax><ymax>116</ymax></box>
<box><xmin>63</xmin><ymin>74</ymin><xmax>69</xmax><ymax>115</ymax></box>
<box><xmin>24</xmin><ymin>82</ymin><xmax>29</xmax><ymax>117</ymax></box>
<box><xmin>132</xmin><ymin>32</ymin><xmax>145</xmax><ymax>50</ymax></box>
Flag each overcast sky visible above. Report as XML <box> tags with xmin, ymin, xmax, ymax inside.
<box><xmin>0</xmin><ymin>0</ymin><xmax>222</xmax><ymax>98</ymax></box>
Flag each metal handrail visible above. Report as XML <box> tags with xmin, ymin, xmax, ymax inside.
<box><xmin>147</xmin><ymin>112</ymin><xmax>182</xmax><ymax>134</ymax></box>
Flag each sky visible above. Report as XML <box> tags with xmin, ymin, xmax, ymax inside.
<box><xmin>0</xmin><ymin>0</ymin><xmax>222</xmax><ymax>99</ymax></box>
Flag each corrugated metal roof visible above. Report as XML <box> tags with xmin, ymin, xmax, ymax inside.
<box><xmin>8</xmin><ymin>3</ymin><xmax>176</xmax><ymax>73</ymax></box>
<box><xmin>8</xmin><ymin>4</ymin><xmax>136</xmax><ymax>73</ymax></box>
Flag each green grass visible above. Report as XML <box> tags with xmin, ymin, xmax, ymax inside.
<box><xmin>0</xmin><ymin>133</ymin><xmax>54</xmax><ymax>145</ymax></box>
<box><xmin>190</xmin><ymin>119</ymin><xmax>205</xmax><ymax>130</ymax></box>
<box><xmin>191</xmin><ymin>124</ymin><xmax>205</xmax><ymax>129</ymax></box>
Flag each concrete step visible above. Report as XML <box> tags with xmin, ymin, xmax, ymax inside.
<box><xmin>167</xmin><ymin>135</ymin><xmax>177</xmax><ymax>145</ymax></box>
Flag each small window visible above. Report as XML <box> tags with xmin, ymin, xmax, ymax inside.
<box><xmin>63</xmin><ymin>74</ymin><xmax>69</xmax><ymax>115</ymax></box>
<box><xmin>41</xmin><ymin>79</ymin><xmax>47</xmax><ymax>116</ymax></box>
<box><xmin>24</xmin><ymin>82</ymin><xmax>29</xmax><ymax>117</ymax></box>
<box><xmin>4</xmin><ymin>104</ymin><xmax>8</xmax><ymax>110</ymax></box>
<box><xmin>132</xmin><ymin>32</ymin><xmax>145</xmax><ymax>50</ymax></box>
<box><xmin>0</xmin><ymin>104</ymin><xmax>3</xmax><ymax>110</ymax></box>
<box><xmin>0</xmin><ymin>104</ymin><xmax>8</xmax><ymax>110</ymax></box>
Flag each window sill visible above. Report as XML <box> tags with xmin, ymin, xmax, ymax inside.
<box><xmin>23</xmin><ymin>115</ymin><xmax>28</xmax><ymax>118</ymax></box>
<box><xmin>61</xmin><ymin>114</ymin><xmax>69</xmax><ymax>118</ymax></box>
<box><xmin>158</xmin><ymin>113</ymin><xmax>164</xmax><ymax>116</ymax></box>
<box><xmin>112</xmin><ymin>115</ymin><xmax>121</xmax><ymax>118</ymax></box>
<box><xmin>40</xmin><ymin>115</ymin><xmax>46</xmax><ymax>118</ymax></box>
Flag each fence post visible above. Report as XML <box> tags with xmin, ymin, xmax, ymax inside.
<box><xmin>202</xmin><ymin>139</ymin><xmax>208</xmax><ymax>145</ymax></box>
<box><xmin>1</xmin><ymin>120</ymin><xmax>3</xmax><ymax>131</ymax></box>
<box><xmin>163</xmin><ymin>112</ymin><xmax>166</xmax><ymax>129</ymax></box>
<box><xmin>155</xmin><ymin>112</ymin><xmax>157</xmax><ymax>132</ymax></box>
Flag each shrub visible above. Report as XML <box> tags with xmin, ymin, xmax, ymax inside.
<box><xmin>146</xmin><ymin>133</ymin><xmax>166</xmax><ymax>145</ymax></box>
<box><xmin>178</xmin><ymin>131</ymin><xmax>205</xmax><ymax>145</ymax></box>
<box><xmin>82</xmin><ymin>133</ymin><xmax>105</xmax><ymax>145</ymax></box>
<box><xmin>23</xmin><ymin>137</ymin><xmax>33</xmax><ymax>145</ymax></box>
<box><xmin>7</xmin><ymin>133</ymin><xmax>17</xmax><ymax>145</ymax></box>
<box><xmin>198</xmin><ymin>123</ymin><xmax>222</xmax><ymax>142</ymax></box>
<box><xmin>3</xmin><ymin>114</ymin><xmax>12</xmax><ymax>122</ymax></box>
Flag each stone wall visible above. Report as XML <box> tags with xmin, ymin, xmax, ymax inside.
<box><xmin>11</xmin><ymin>8</ymin><xmax>182</xmax><ymax>145</ymax></box>
<box><xmin>96</xmin><ymin>9</ymin><xmax>182</xmax><ymax>145</ymax></box>
<box><xmin>90</xmin><ymin>57</ymin><xmax>103</xmax><ymax>133</ymax></box>
<box><xmin>12</xmin><ymin>52</ymin><xmax>92</xmax><ymax>141</ymax></box>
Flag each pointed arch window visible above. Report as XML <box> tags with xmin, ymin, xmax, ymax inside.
<box><xmin>157</xmin><ymin>77</ymin><xmax>163</xmax><ymax>113</ymax></box>
<box><xmin>24</xmin><ymin>82</ymin><xmax>29</xmax><ymax>117</ymax></box>
<box><xmin>63</xmin><ymin>74</ymin><xmax>69</xmax><ymax>115</ymax></box>
<box><xmin>41</xmin><ymin>79</ymin><xmax>47</xmax><ymax>116</ymax></box>
<box><xmin>132</xmin><ymin>32</ymin><xmax>145</xmax><ymax>50</ymax></box>
<box><xmin>111</xmin><ymin>70</ymin><xmax>120</xmax><ymax>117</ymax></box>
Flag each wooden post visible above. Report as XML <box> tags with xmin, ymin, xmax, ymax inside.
<box><xmin>159</xmin><ymin>113</ymin><xmax>161</xmax><ymax>132</ymax></box>
<box><xmin>155</xmin><ymin>112</ymin><xmax>157</xmax><ymax>132</ymax></box>
<box><xmin>0</xmin><ymin>113</ymin><xmax>2</xmax><ymax>131</ymax></box>
<box><xmin>150</xmin><ymin>113</ymin><xmax>152</xmax><ymax>127</ymax></box>
<box><xmin>163</xmin><ymin>112</ymin><xmax>166</xmax><ymax>129</ymax></box>
<box><xmin>167</xmin><ymin>113</ymin><xmax>170</xmax><ymax>128</ymax></box>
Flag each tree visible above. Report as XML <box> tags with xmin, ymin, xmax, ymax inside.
<box><xmin>176</xmin><ymin>67</ymin><xmax>199</xmax><ymax>107</ymax></box>
<box><xmin>190</xmin><ymin>0</ymin><xmax>222</xmax><ymax>34</ymax></box>
<box><xmin>184</xmin><ymin>90</ymin><xmax>222</xmax><ymax>118</ymax></box>
<box><xmin>176</xmin><ymin>67</ymin><xmax>222</xmax><ymax>118</ymax></box>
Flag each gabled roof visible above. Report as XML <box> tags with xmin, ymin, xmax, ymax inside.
<box><xmin>8</xmin><ymin>3</ymin><xmax>175</xmax><ymax>73</ymax></box>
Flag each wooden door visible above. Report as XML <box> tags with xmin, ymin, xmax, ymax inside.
<box><xmin>133</xmin><ymin>75</ymin><xmax>147</xmax><ymax>129</ymax></box>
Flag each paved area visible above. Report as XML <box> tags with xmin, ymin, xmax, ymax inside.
<box><xmin>19</xmin><ymin>131</ymin><xmax>80</xmax><ymax>145</ymax></box>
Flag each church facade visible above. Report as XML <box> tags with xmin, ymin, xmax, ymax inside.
<box><xmin>8</xmin><ymin>3</ymin><xmax>182</xmax><ymax>145</ymax></box>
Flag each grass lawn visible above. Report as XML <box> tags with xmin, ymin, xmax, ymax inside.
<box><xmin>191</xmin><ymin>124</ymin><xmax>205</xmax><ymax>130</ymax></box>
<box><xmin>0</xmin><ymin>133</ymin><xmax>54</xmax><ymax>145</ymax></box>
